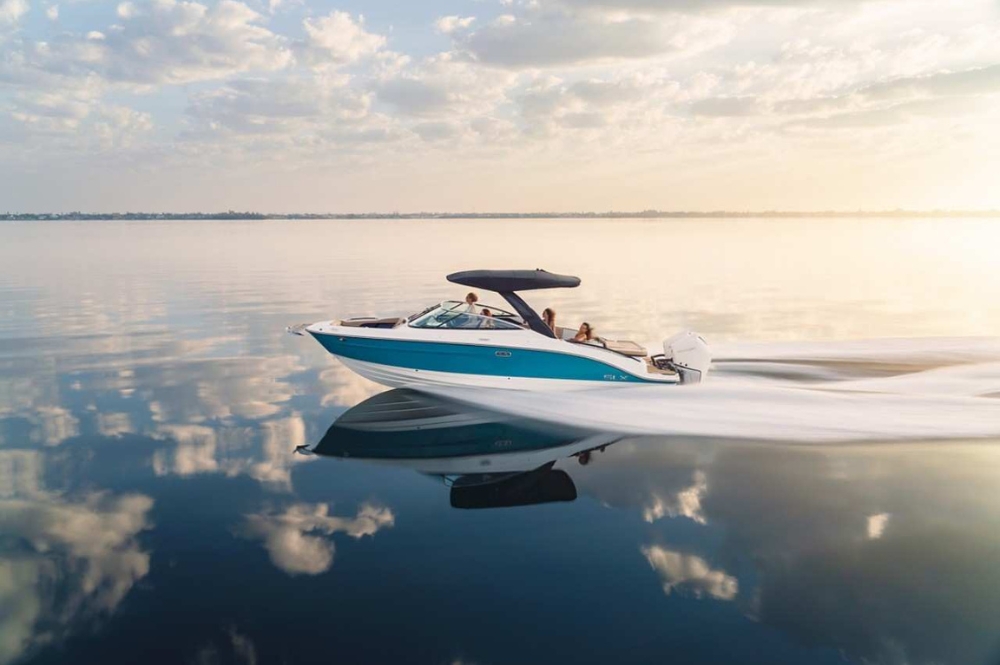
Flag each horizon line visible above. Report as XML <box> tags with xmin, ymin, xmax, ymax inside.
<box><xmin>3</xmin><ymin>209</ymin><xmax>1000</xmax><ymax>220</ymax></box>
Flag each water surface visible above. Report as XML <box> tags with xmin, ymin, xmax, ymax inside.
<box><xmin>1</xmin><ymin>218</ymin><xmax>999</xmax><ymax>665</ymax></box>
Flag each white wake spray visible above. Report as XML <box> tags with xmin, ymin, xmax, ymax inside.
<box><xmin>426</xmin><ymin>338</ymin><xmax>1000</xmax><ymax>444</ymax></box>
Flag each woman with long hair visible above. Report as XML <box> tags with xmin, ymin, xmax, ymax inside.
<box><xmin>464</xmin><ymin>292</ymin><xmax>478</xmax><ymax>313</ymax></box>
<box><xmin>573</xmin><ymin>322</ymin><xmax>595</xmax><ymax>343</ymax></box>
<box><xmin>542</xmin><ymin>308</ymin><xmax>556</xmax><ymax>333</ymax></box>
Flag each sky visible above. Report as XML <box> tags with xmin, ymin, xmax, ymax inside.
<box><xmin>1</xmin><ymin>0</ymin><xmax>999</xmax><ymax>212</ymax></box>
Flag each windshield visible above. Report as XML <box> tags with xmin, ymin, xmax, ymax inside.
<box><xmin>408</xmin><ymin>301</ymin><xmax>524</xmax><ymax>330</ymax></box>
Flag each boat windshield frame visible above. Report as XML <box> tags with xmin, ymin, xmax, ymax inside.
<box><xmin>407</xmin><ymin>301</ymin><xmax>525</xmax><ymax>331</ymax></box>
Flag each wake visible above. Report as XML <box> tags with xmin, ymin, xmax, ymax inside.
<box><xmin>427</xmin><ymin>337</ymin><xmax>1000</xmax><ymax>444</ymax></box>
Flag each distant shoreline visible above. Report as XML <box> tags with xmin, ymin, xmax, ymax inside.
<box><xmin>3</xmin><ymin>210</ymin><xmax>999</xmax><ymax>221</ymax></box>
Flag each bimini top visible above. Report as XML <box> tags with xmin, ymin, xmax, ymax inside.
<box><xmin>447</xmin><ymin>269</ymin><xmax>580</xmax><ymax>293</ymax></box>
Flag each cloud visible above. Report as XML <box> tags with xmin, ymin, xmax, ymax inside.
<box><xmin>514</xmin><ymin>73</ymin><xmax>673</xmax><ymax>135</ymax></box>
<box><xmin>556</xmin><ymin>0</ymin><xmax>854</xmax><ymax>9</ymax></box>
<box><xmin>0</xmin><ymin>0</ymin><xmax>27</xmax><ymax>27</ymax></box>
<box><xmin>435</xmin><ymin>15</ymin><xmax>475</xmax><ymax>34</ymax></box>
<box><xmin>6</xmin><ymin>0</ymin><xmax>292</xmax><ymax>87</ymax></box>
<box><xmin>640</xmin><ymin>545</ymin><xmax>738</xmax><ymax>601</ymax></box>
<box><xmin>779</xmin><ymin>64</ymin><xmax>1000</xmax><ymax>131</ymax></box>
<box><xmin>186</xmin><ymin>76</ymin><xmax>373</xmax><ymax>139</ymax></box>
<box><xmin>377</xmin><ymin>77</ymin><xmax>452</xmax><ymax>116</ymax></box>
<box><xmin>857</xmin><ymin>63</ymin><xmax>1000</xmax><ymax>102</ymax></box>
<box><xmin>301</xmin><ymin>11</ymin><xmax>386</xmax><ymax>67</ymax></box>
<box><xmin>459</xmin><ymin>10</ymin><xmax>734</xmax><ymax>67</ymax></box>
<box><xmin>2</xmin><ymin>0</ymin><xmax>1000</xmax><ymax>209</ymax></box>
<box><xmin>375</xmin><ymin>52</ymin><xmax>516</xmax><ymax>120</ymax></box>
<box><xmin>412</xmin><ymin>120</ymin><xmax>461</xmax><ymax>141</ymax></box>
<box><xmin>688</xmin><ymin>95</ymin><xmax>760</xmax><ymax>117</ymax></box>
<box><xmin>241</xmin><ymin>502</ymin><xmax>394</xmax><ymax>575</ymax></box>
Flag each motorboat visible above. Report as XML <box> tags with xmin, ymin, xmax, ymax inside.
<box><xmin>290</xmin><ymin>269</ymin><xmax>710</xmax><ymax>391</ymax></box>
<box><xmin>300</xmin><ymin>388</ymin><xmax>620</xmax><ymax>508</ymax></box>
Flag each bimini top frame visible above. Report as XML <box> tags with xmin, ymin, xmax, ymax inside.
<box><xmin>446</xmin><ymin>269</ymin><xmax>580</xmax><ymax>338</ymax></box>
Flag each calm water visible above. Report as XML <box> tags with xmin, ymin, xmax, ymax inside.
<box><xmin>2</xmin><ymin>218</ymin><xmax>1000</xmax><ymax>665</ymax></box>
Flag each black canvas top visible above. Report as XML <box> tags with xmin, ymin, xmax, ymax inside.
<box><xmin>446</xmin><ymin>269</ymin><xmax>581</xmax><ymax>292</ymax></box>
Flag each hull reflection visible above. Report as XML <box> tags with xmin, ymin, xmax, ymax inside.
<box><xmin>309</xmin><ymin>389</ymin><xmax>618</xmax><ymax>508</ymax></box>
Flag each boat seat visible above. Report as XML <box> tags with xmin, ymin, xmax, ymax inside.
<box><xmin>339</xmin><ymin>317</ymin><xmax>404</xmax><ymax>329</ymax></box>
<box><xmin>602</xmin><ymin>339</ymin><xmax>648</xmax><ymax>357</ymax></box>
<box><xmin>555</xmin><ymin>326</ymin><xmax>575</xmax><ymax>340</ymax></box>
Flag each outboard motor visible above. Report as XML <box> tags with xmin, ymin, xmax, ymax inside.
<box><xmin>656</xmin><ymin>331</ymin><xmax>711</xmax><ymax>384</ymax></box>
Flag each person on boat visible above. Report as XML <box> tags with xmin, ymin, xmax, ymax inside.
<box><xmin>464</xmin><ymin>292</ymin><xmax>479</xmax><ymax>313</ymax></box>
<box><xmin>480</xmin><ymin>308</ymin><xmax>495</xmax><ymax>328</ymax></box>
<box><xmin>542</xmin><ymin>308</ymin><xmax>556</xmax><ymax>333</ymax></box>
<box><xmin>573</xmin><ymin>322</ymin><xmax>596</xmax><ymax>343</ymax></box>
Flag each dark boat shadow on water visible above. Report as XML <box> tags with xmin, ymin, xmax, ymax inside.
<box><xmin>303</xmin><ymin>388</ymin><xmax>621</xmax><ymax>509</ymax></box>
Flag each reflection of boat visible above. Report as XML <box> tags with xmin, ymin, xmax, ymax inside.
<box><xmin>306</xmin><ymin>389</ymin><xmax>620</xmax><ymax>508</ymax></box>
<box><xmin>291</xmin><ymin>269</ymin><xmax>710</xmax><ymax>391</ymax></box>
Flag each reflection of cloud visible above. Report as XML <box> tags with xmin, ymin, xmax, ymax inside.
<box><xmin>866</xmin><ymin>512</ymin><xmax>890</xmax><ymax>540</ymax></box>
<box><xmin>248</xmin><ymin>416</ymin><xmax>307</xmax><ymax>487</ymax></box>
<box><xmin>0</xmin><ymin>491</ymin><xmax>153</xmax><ymax>665</ymax></box>
<box><xmin>641</xmin><ymin>545</ymin><xmax>738</xmax><ymax>601</ymax></box>
<box><xmin>242</xmin><ymin>502</ymin><xmax>394</xmax><ymax>575</ymax></box>
<box><xmin>699</xmin><ymin>444</ymin><xmax>1000</xmax><ymax>664</ymax></box>
<box><xmin>643</xmin><ymin>470</ymin><xmax>707</xmax><ymax>525</ymax></box>
<box><xmin>318</xmin><ymin>362</ymin><xmax>384</xmax><ymax>409</ymax></box>
<box><xmin>0</xmin><ymin>451</ymin><xmax>45</xmax><ymax>499</ymax></box>
<box><xmin>150</xmin><ymin>416</ymin><xmax>313</xmax><ymax>490</ymax></box>
<box><xmin>152</xmin><ymin>425</ymin><xmax>219</xmax><ymax>476</ymax></box>
<box><xmin>33</xmin><ymin>407</ymin><xmax>79</xmax><ymax>446</ymax></box>
<box><xmin>141</xmin><ymin>356</ymin><xmax>302</xmax><ymax>425</ymax></box>
<box><xmin>191</xmin><ymin>626</ymin><xmax>260</xmax><ymax>665</ymax></box>
<box><xmin>757</xmin><ymin>525</ymin><xmax>1000</xmax><ymax>665</ymax></box>
<box><xmin>701</xmin><ymin>447</ymin><xmax>860</xmax><ymax>559</ymax></box>
<box><xmin>194</xmin><ymin>356</ymin><xmax>301</xmax><ymax>421</ymax></box>
<box><xmin>96</xmin><ymin>412</ymin><xmax>133</xmax><ymax>437</ymax></box>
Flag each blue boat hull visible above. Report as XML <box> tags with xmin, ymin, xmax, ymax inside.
<box><xmin>311</xmin><ymin>332</ymin><xmax>657</xmax><ymax>385</ymax></box>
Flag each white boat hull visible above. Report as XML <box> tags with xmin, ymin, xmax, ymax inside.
<box><xmin>339</xmin><ymin>357</ymin><xmax>642</xmax><ymax>392</ymax></box>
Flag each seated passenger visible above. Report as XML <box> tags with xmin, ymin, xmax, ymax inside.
<box><xmin>464</xmin><ymin>292</ymin><xmax>479</xmax><ymax>313</ymax></box>
<box><xmin>542</xmin><ymin>308</ymin><xmax>556</xmax><ymax>333</ymax></box>
<box><xmin>573</xmin><ymin>322</ymin><xmax>597</xmax><ymax>343</ymax></box>
<box><xmin>480</xmin><ymin>308</ymin><xmax>495</xmax><ymax>329</ymax></box>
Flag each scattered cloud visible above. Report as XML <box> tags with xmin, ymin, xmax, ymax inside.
<box><xmin>641</xmin><ymin>545</ymin><xmax>738</xmax><ymax>600</ymax></box>
<box><xmin>150</xmin><ymin>415</ymin><xmax>314</xmax><ymax>490</ymax></box>
<box><xmin>643</xmin><ymin>470</ymin><xmax>707</xmax><ymax>524</ymax></box>
<box><xmin>0</xmin><ymin>0</ymin><xmax>27</xmax><ymax>27</ymax></box>
<box><xmin>866</xmin><ymin>512</ymin><xmax>890</xmax><ymax>539</ymax></box>
<box><xmin>241</xmin><ymin>502</ymin><xmax>394</xmax><ymax>575</ymax></box>
<box><xmin>0</xmin><ymin>491</ymin><xmax>153</xmax><ymax>665</ymax></box>
<box><xmin>2</xmin><ymin>0</ymin><xmax>1000</xmax><ymax>209</ymax></box>
<box><xmin>458</xmin><ymin>9</ymin><xmax>734</xmax><ymax>68</ymax></box>
<box><xmin>300</xmin><ymin>11</ymin><xmax>386</xmax><ymax>67</ymax></box>
<box><xmin>3</xmin><ymin>0</ymin><xmax>292</xmax><ymax>88</ymax></box>
<box><xmin>435</xmin><ymin>15</ymin><xmax>475</xmax><ymax>34</ymax></box>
